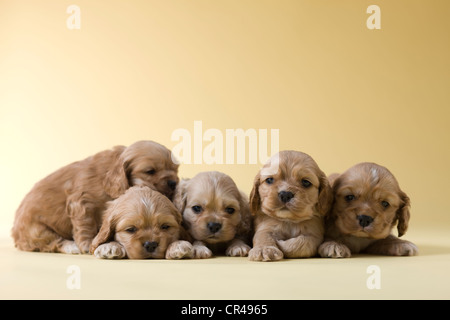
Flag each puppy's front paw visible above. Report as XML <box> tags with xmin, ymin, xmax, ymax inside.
<box><xmin>94</xmin><ymin>242</ymin><xmax>126</xmax><ymax>259</ymax></box>
<box><xmin>226</xmin><ymin>243</ymin><xmax>251</xmax><ymax>257</ymax></box>
<box><xmin>388</xmin><ymin>241</ymin><xmax>419</xmax><ymax>256</ymax></box>
<box><xmin>276</xmin><ymin>238</ymin><xmax>295</xmax><ymax>254</ymax></box>
<box><xmin>192</xmin><ymin>241</ymin><xmax>212</xmax><ymax>259</ymax></box>
<box><xmin>165</xmin><ymin>240</ymin><xmax>193</xmax><ymax>259</ymax></box>
<box><xmin>61</xmin><ymin>241</ymin><xmax>81</xmax><ymax>254</ymax></box>
<box><xmin>76</xmin><ymin>240</ymin><xmax>92</xmax><ymax>254</ymax></box>
<box><xmin>248</xmin><ymin>246</ymin><xmax>283</xmax><ymax>262</ymax></box>
<box><xmin>318</xmin><ymin>241</ymin><xmax>351</xmax><ymax>258</ymax></box>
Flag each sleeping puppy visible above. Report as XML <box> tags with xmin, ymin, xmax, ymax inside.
<box><xmin>12</xmin><ymin>140</ymin><xmax>179</xmax><ymax>254</ymax></box>
<box><xmin>90</xmin><ymin>186</ymin><xmax>192</xmax><ymax>259</ymax></box>
<box><xmin>318</xmin><ymin>162</ymin><xmax>418</xmax><ymax>258</ymax></box>
<box><xmin>248</xmin><ymin>150</ymin><xmax>333</xmax><ymax>261</ymax></box>
<box><xmin>173</xmin><ymin>171</ymin><xmax>253</xmax><ymax>258</ymax></box>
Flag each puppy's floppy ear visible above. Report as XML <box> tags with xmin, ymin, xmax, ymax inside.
<box><xmin>90</xmin><ymin>202</ymin><xmax>118</xmax><ymax>254</ymax></box>
<box><xmin>396</xmin><ymin>190</ymin><xmax>411</xmax><ymax>237</ymax></box>
<box><xmin>237</xmin><ymin>191</ymin><xmax>253</xmax><ymax>239</ymax></box>
<box><xmin>239</xmin><ymin>191</ymin><xmax>251</xmax><ymax>219</ymax></box>
<box><xmin>170</xmin><ymin>204</ymin><xmax>183</xmax><ymax>226</ymax></box>
<box><xmin>249</xmin><ymin>172</ymin><xmax>261</xmax><ymax>215</ymax></box>
<box><xmin>316</xmin><ymin>170</ymin><xmax>333</xmax><ymax>216</ymax></box>
<box><xmin>172</xmin><ymin>179</ymin><xmax>189</xmax><ymax>213</ymax></box>
<box><xmin>104</xmin><ymin>149</ymin><xmax>130</xmax><ymax>199</ymax></box>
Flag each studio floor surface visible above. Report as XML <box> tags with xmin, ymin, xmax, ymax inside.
<box><xmin>1</xmin><ymin>225</ymin><xmax>450</xmax><ymax>300</ymax></box>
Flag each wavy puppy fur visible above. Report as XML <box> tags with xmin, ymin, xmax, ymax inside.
<box><xmin>12</xmin><ymin>140</ymin><xmax>179</xmax><ymax>254</ymax></box>
<box><xmin>173</xmin><ymin>171</ymin><xmax>253</xmax><ymax>258</ymax></box>
<box><xmin>249</xmin><ymin>150</ymin><xmax>333</xmax><ymax>261</ymax></box>
<box><xmin>318</xmin><ymin>162</ymin><xmax>418</xmax><ymax>258</ymax></box>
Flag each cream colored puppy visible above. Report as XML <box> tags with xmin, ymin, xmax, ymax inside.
<box><xmin>249</xmin><ymin>150</ymin><xmax>333</xmax><ymax>261</ymax></box>
<box><xmin>173</xmin><ymin>171</ymin><xmax>253</xmax><ymax>258</ymax></box>
<box><xmin>318</xmin><ymin>162</ymin><xmax>418</xmax><ymax>258</ymax></box>
<box><xmin>90</xmin><ymin>186</ymin><xmax>192</xmax><ymax>259</ymax></box>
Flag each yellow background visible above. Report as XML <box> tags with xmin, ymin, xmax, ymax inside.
<box><xmin>1</xmin><ymin>0</ymin><xmax>449</xmax><ymax>299</ymax></box>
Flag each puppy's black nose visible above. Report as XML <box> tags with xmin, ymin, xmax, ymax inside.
<box><xmin>207</xmin><ymin>222</ymin><xmax>222</xmax><ymax>234</ymax></box>
<box><xmin>167</xmin><ymin>180</ymin><xmax>177</xmax><ymax>191</ymax></box>
<box><xmin>278</xmin><ymin>191</ymin><xmax>294</xmax><ymax>203</ymax></box>
<box><xmin>357</xmin><ymin>215</ymin><xmax>374</xmax><ymax>228</ymax></box>
<box><xmin>143</xmin><ymin>241</ymin><xmax>158</xmax><ymax>253</ymax></box>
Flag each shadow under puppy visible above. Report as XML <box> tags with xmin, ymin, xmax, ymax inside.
<box><xmin>173</xmin><ymin>171</ymin><xmax>253</xmax><ymax>258</ymax></box>
<box><xmin>249</xmin><ymin>150</ymin><xmax>333</xmax><ymax>261</ymax></box>
<box><xmin>90</xmin><ymin>186</ymin><xmax>192</xmax><ymax>259</ymax></box>
<box><xmin>12</xmin><ymin>140</ymin><xmax>179</xmax><ymax>254</ymax></box>
<box><xmin>318</xmin><ymin>162</ymin><xmax>418</xmax><ymax>258</ymax></box>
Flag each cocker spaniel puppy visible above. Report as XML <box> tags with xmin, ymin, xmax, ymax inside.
<box><xmin>173</xmin><ymin>171</ymin><xmax>253</xmax><ymax>258</ymax></box>
<box><xmin>90</xmin><ymin>186</ymin><xmax>192</xmax><ymax>259</ymax></box>
<box><xmin>248</xmin><ymin>150</ymin><xmax>333</xmax><ymax>261</ymax></box>
<box><xmin>318</xmin><ymin>162</ymin><xmax>418</xmax><ymax>258</ymax></box>
<box><xmin>12</xmin><ymin>140</ymin><xmax>179</xmax><ymax>254</ymax></box>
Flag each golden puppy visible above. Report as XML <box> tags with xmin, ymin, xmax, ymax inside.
<box><xmin>12</xmin><ymin>140</ymin><xmax>179</xmax><ymax>254</ymax></box>
<box><xmin>249</xmin><ymin>150</ymin><xmax>333</xmax><ymax>261</ymax></box>
<box><xmin>173</xmin><ymin>171</ymin><xmax>252</xmax><ymax>258</ymax></box>
<box><xmin>318</xmin><ymin>162</ymin><xmax>418</xmax><ymax>258</ymax></box>
<box><xmin>90</xmin><ymin>186</ymin><xmax>192</xmax><ymax>259</ymax></box>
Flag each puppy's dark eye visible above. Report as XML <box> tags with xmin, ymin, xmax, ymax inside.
<box><xmin>381</xmin><ymin>201</ymin><xmax>390</xmax><ymax>208</ymax></box>
<box><xmin>225</xmin><ymin>207</ymin><xmax>235</xmax><ymax>214</ymax></box>
<box><xmin>146</xmin><ymin>169</ymin><xmax>156</xmax><ymax>175</ymax></box>
<box><xmin>192</xmin><ymin>205</ymin><xmax>203</xmax><ymax>214</ymax></box>
<box><xmin>265</xmin><ymin>177</ymin><xmax>274</xmax><ymax>184</ymax></box>
<box><xmin>125</xmin><ymin>226</ymin><xmax>137</xmax><ymax>233</ymax></box>
<box><xmin>345</xmin><ymin>195</ymin><xmax>355</xmax><ymax>202</ymax></box>
<box><xmin>161</xmin><ymin>224</ymin><xmax>170</xmax><ymax>230</ymax></box>
<box><xmin>301</xmin><ymin>179</ymin><xmax>312</xmax><ymax>188</ymax></box>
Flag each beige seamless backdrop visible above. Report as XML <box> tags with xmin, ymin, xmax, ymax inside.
<box><xmin>1</xmin><ymin>0</ymin><xmax>449</xmax><ymax>235</ymax></box>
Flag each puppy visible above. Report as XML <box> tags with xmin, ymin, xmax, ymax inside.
<box><xmin>248</xmin><ymin>150</ymin><xmax>333</xmax><ymax>261</ymax></box>
<box><xmin>173</xmin><ymin>171</ymin><xmax>252</xmax><ymax>258</ymax></box>
<box><xmin>12</xmin><ymin>140</ymin><xmax>179</xmax><ymax>254</ymax></box>
<box><xmin>318</xmin><ymin>162</ymin><xmax>418</xmax><ymax>258</ymax></box>
<box><xmin>90</xmin><ymin>186</ymin><xmax>192</xmax><ymax>259</ymax></box>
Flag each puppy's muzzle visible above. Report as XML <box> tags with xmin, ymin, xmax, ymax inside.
<box><xmin>143</xmin><ymin>241</ymin><xmax>159</xmax><ymax>253</ymax></box>
<box><xmin>357</xmin><ymin>215</ymin><xmax>374</xmax><ymax>228</ymax></box>
<box><xmin>207</xmin><ymin>222</ymin><xmax>222</xmax><ymax>234</ymax></box>
<box><xmin>278</xmin><ymin>191</ymin><xmax>294</xmax><ymax>203</ymax></box>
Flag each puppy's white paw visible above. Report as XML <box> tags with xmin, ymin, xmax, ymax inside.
<box><xmin>318</xmin><ymin>241</ymin><xmax>351</xmax><ymax>258</ymax></box>
<box><xmin>165</xmin><ymin>240</ymin><xmax>193</xmax><ymax>259</ymax></box>
<box><xmin>193</xmin><ymin>242</ymin><xmax>212</xmax><ymax>259</ymax></box>
<box><xmin>388</xmin><ymin>241</ymin><xmax>419</xmax><ymax>256</ymax></box>
<box><xmin>226</xmin><ymin>243</ymin><xmax>251</xmax><ymax>257</ymax></box>
<box><xmin>94</xmin><ymin>242</ymin><xmax>126</xmax><ymax>259</ymax></box>
<box><xmin>248</xmin><ymin>246</ymin><xmax>283</xmax><ymax>262</ymax></box>
<box><xmin>61</xmin><ymin>241</ymin><xmax>81</xmax><ymax>254</ymax></box>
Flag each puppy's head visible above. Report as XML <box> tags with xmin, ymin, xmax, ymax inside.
<box><xmin>173</xmin><ymin>171</ymin><xmax>251</xmax><ymax>244</ymax></box>
<box><xmin>105</xmin><ymin>140</ymin><xmax>179</xmax><ymax>200</ymax></box>
<box><xmin>331</xmin><ymin>162</ymin><xmax>410</xmax><ymax>239</ymax></box>
<box><xmin>90</xmin><ymin>186</ymin><xmax>182</xmax><ymax>259</ymax></box>
<box><xmin>250</xmin><ymin>150</ymin><xmax>332</xmax><ymax>222</ymax></box>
